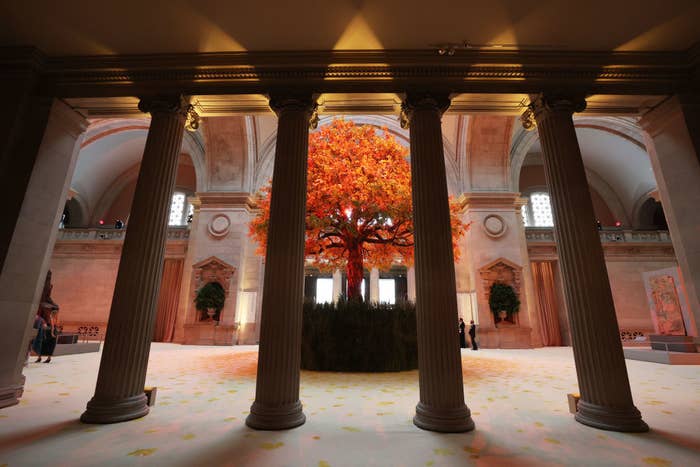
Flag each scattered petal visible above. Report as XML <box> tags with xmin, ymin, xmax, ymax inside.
<box><xmin>260</xmin><ymin>442</ymin><xmax>284</xmax><ymax>450</ymax></box>
<box><xmin>642</xmin><ymin>457</ymin><xmax>672</xmax><ymax>466</ymax></box>
<box><xmin>128</xmin><ymin>448</ymin><xmax>157</xmax><ymax>457</ymax></box>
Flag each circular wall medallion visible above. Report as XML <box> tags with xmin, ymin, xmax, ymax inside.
<box><xmin>482</xmin><ymin>214</ymin><xmax>507</xmax><ymax>238</ymax></box>
<box><xmin>208</xmin><ymin>214</ymin><xmax>231</xmax><ymax>238</ymax></box>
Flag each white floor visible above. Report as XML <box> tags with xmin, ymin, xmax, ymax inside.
<box><xmin>0</xmin><ymin>344</ymin><xmax>698</xmax><ymax>466</ymax></box>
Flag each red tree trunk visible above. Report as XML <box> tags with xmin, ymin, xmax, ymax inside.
<box><xmin>346</xmin><ymin>245</ymin><xmax>364</xmax><ymax>301</ymax></box>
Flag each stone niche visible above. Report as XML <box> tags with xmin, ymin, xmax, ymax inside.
<box><xmin>183</xmin><ymin>256</ymin><xmax>238</xmax><ymax>345</ymax></box>
<box><xmin>477</xmin><ymin>258</ymin><xmax>531</xmax><ymax>348</ymax></box>
<box><xmin>479</xmin><ymin>258</ymin><xmax>522</xmax><ymax>323</ymax></box>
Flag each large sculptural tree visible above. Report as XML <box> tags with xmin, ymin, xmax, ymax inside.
<box><xmin>250</xmin><ymin>119</ymin><xmax>466</xmax><ymax>301</ymax></box>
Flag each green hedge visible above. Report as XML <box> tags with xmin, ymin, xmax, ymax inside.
<box><xmin>301</xmin><ymin>299</ymin><xmax>418</xmax><ymax>372</ymax></box>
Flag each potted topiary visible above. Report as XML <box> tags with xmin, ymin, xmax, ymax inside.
<box><xmin>488</xmin><ymin>282</ymin><xmax>520</xmax><ymax>325</ymax></box>
<box><xmin>194</xmin><ymin>282</ymin><xmax>226</xmax><ymax>322</ymax></box>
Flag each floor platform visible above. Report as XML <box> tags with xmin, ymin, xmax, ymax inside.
<box><xmin>53</xmin><ymin>342</ymin><xmax>101</xmax><ymax>356</ymax></box>
<box><xmin>624</xmin><ymin>347</ymin><xmax>700</xmax><ymax>365</ymax></box>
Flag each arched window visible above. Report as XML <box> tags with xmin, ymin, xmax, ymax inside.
<box><xmin>168</xmin><ymin>191</ymin><xmax>193</xmax><ymax>226</ymax></box>
<box><xmin>521</xmin><ymin>191</ymin><xmax>554</xmax><ymax>227</ymax></box>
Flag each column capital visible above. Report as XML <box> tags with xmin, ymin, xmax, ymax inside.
<box><xmin>400</xmin><ymin>92</ymin><xmax>451</xmax><ymax>128</ymax></box>
<box><xmin>268</xmin><ymin>93</ymin><xmax>318</xmax><ymax>127</ymax></box>
<box><xmin>528</xmin><ymin>93</ymin><xmax>587</xmax><ymax>122</ymax></box>
<box><xmin>138</xmin><ymin>95</ymin><xmax>191</xmax><ymax>116</ymax></box>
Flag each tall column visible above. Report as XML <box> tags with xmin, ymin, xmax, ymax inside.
<box><xmin>369</xmin><ymin>268</ymin><xmax>380</xmax><ymax>303</ymax></box>
<box><xmin>530</xmin><ymin>93</ymin><xmax>647</xmax><ymax>432</ymax></box>
<box><xmin>407</xmin><ymin>266</ymin><xmax>416</xmax><ymax>302</ymax></box>
<box><xmin>332</xmin><ymin>269</ymin><xmax>342</xmax><ymax>303</ymax></box>
<box><xmin>0</xmin><ymin>100</ymin><xmax>86</xmax><ymax>408</ymax></box>
<box><xmin>246</xmin><ymin>94</ymin><xmax>316</xmax><ymax>430</ymax></box>
<box><xmin>81</xmin><ymin>96</ymin><xmax>189</xmax><ymax>423</ymax></box>
<box><xmin>402</xmin><ymin>93</ymin><xmax>474</xmax><ymax>433</ymax></box>
<box><xmin>640</xmin><ymin>95</ymin><xmax>700</xmax><ymax>336</ymax></box>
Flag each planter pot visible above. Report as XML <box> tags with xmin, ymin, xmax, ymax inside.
<box><xmin>206</xmin><ymin>308</ymin><xmax>216</xmax><ymax>321</ymax></box>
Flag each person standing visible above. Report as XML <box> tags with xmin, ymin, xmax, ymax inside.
<box><xmin>31</xmin><ymin>313</ymin><xmax>47</xmax><ymax>362</ymax></box>
<box><xmin>469</xmin><ymin>320</ymin><xmax>478</xmax><ymax>350</ymax></box>
<box><xmin>35</xmin><ymin>309</ymin><xmax>59</xmax><ymax>363</ymax></box>
<box><xmin>458</xmin><ymin>318</ymin><xmax>467</xmax><ymax>348</ymax></box>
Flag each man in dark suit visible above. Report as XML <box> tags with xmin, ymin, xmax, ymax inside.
<box><xmin>469</xmin><ymin>320</ymin><xmax>478</xmax><ymax>350</ymax></box>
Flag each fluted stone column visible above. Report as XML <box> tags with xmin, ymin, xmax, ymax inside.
<box><xmin>246</xmin><ymin>94</ymin><xmax>316</xmax><ymax>430</ymax></box>
<box><xmin>81</xmin><ymin>96</ymin><xmax>189</xmax><ymax>424</ymax></box>
<box><xmin>403</xmin><ymin>93</ymin><xmax>474</xmax><ymax>433</ymax></box>
<box><xmin>530</xmin><ymin>93</ymin><xmax>648</xmax><ymax>432</ymax></box>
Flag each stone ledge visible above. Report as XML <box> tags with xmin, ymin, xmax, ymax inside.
<box><xmin>623</xmin><ymin>348</ymin><xmax>700</xmax><ymax>365</ymax></box>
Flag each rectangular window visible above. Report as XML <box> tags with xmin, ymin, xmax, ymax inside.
<box><xmin>379</xmin><ymin>278</ymin><xmax>395</xmax><ymax>304</ymax></box>
<box><xmin>316</xmin><ymin>278</ymin><xmax>334</xmax><ymax>304</ymax></box>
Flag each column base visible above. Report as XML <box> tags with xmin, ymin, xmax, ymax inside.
<box><xmin>575</xmin><ymin>400</ymin><xmax>649</xmax><ymax>433</ymax></box>
<box><xmin>0</xmin><ymin>383</ymin><xmax>24</xmax><ymax>409</ymax></box>
<box><xmin>245</xmin><ymin>400</ymin><xmax>306</xmax><ymax>430</ymax></box>
<box><xmin>80</xmin><ymin>393</ymin><xmax>149</xmax><ymax>424</ymax></box>
<box><xmin>413</xmin><ymin>401</ymin><xmax>475</xmax><ymax>433</ymax></box>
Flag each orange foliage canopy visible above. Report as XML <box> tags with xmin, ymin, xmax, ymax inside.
<box><xmin>249</xmin><ymin>119</ymin><xmax>467</xmax><ymax>300</ymax></box>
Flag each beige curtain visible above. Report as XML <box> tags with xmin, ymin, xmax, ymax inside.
<box><xmin>531</xmin><ymin>261</ymin><xmax>563</xmax><ymax>346</ymax></box>
<box><xmin>153</xmin><ymin>259</ymin><xmax>184</xmax><ymax>342</ymax></box>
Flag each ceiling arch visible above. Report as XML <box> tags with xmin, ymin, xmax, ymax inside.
<box><xmin>70</xmin><ymin>119</ymin><xmax>206</xmax><ymax>221</ymax></box>
<box><xmin>510</xmin><ymin>116</ymin><xmax>656</xmax><ymax>223</ymax></box>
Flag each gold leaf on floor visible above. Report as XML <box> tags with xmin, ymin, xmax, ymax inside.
<box><xmin>128</xmin><ymin>448</ymin><xmax>157</xmax><ymax>457</ymax></box>
<box><xmin>463</xmin><ymin>446</ymin><xmax>479</xmax><ymax>454</ymax></box>
<box><xmin>544</xmin><ymin>438</ymin><xmax>560</xmax><ymax>444</ymax></box>
<box><xmin>342</xmin><ymin>426</ymin><xmax>361</xmax><ymax>432</ymax></box>
<box><xmin>182</xmin><ymin>433</ymin><xmax>195</xmax><ymax>440</ymax></box>
<box><xmin>260</xmin><ymin>442</ymin><xmax>284</xmax><ymax>450</ymax></box>
<box><xmin>313</xmin><ymin>435</ymin><xmax>321</xmax><ymax>440</ymax></box>
<box><xmin>642</xmin><ymin>457</ymin><xmax>672</xmax><ymax>466</ymax></box>
<box><xmin>433</xmin><ymin>448</ymin><xmax>454</xmax><ymax>456</ymax></box>
<box><xmin>318</xmin><ymin>461</ymin><xmax>331</xmax><ymax>467</ymax></box>
<box><xmin>534</xmin><ymin>422</ymin><xmax>544</xmax><ymax>427</ymax></box>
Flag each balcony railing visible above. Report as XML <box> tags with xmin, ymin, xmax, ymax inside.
<box><xmin>525</xmin><ymin>227</ymin><xmax>671</xmax><ymax>243</ymax></box>
<box><xmin>57</xmin><ymin>227</ymin><xmax>190</xmax><ymax>241</ymax></box>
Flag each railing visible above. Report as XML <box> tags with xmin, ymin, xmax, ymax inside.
<box><xmin>525</xmin><ymin>227</ymin><xmax>671</xmax><ymax>243</ymax></box>
<box><xmin>57</xmin><ymin>227</ymin><xmax>190</xmax><ymax>241</ymax></box>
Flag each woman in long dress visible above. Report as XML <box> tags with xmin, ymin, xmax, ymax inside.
<box><xmin>39</xmin><ymin>310</ymin><xmax>59</xmax><ymax>363</ymax></box>
<box><xmin>31</xmin><ymin>313</ymin><xmax>47</xmax><ymax>361</ymax></box>
<box><xmin>459</xmin><ymin>318</ymin><xmax>467</xmax><ymax>348</ymax></box>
